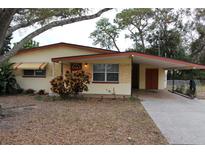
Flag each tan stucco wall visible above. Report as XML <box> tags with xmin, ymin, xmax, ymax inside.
<box><xmin>9</xmin><ymin>45</ymin><xmax>166</xmax><ymax>94</ymax></box>
<box><xmin>139</xmin><ymin>64</ymin><xmax>166</xmax><ymax>89</ymax></box>
<box><xmin>10</xmin><ymin>47</ymin><xmax>132</xmax><ymax>95</ymax></box>
<box><xmin>9</xmin><ymin>47</ymin><xmax>98</xmax><ymax>93</ymax></box>
<box><xmin>82</xmin><ymin>58</ymin><xmax>132</xmax><ymax>95</ymax></box>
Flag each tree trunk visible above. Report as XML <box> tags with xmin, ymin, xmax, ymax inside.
<box><xmin>0</xmin><ymin>8</ymin><xmax>112</xmax><ymax>63</ymax></box>
<box><xmin>138</xmin><ymin>29</ymin><xmax>145</xmax><ymax>52</ymax></box>
<box><xmin>0</xmin><ymin>9</ymin><xmax>18</xmax><ymax>51</ymax></box>
<box><xmin>111</xmin><ymin>37</ymin><xmax>120</xmax><ymax>52</ymax></box>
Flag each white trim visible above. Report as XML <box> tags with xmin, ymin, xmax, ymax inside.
<box><xmin>92</xmin><ymin>64</ymin><xmax>119</xmax><ymax>82</ymax></box>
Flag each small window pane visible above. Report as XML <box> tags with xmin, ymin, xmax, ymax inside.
<box><xmin>107</xmin><ymin>64</ymin><xmax>119</xmax><ymax>72</ymax></box>
<box><xmin>93</xmin><ymin>73</ymin><xmax>105</xmax><ymax>81</ymax></box>
<box><xmin>24</xmin><ymin>70</ymin><xmax>34</xmax><ymax>76</ymax></box>
<box><xmin>35</xmin><ymin>70</ymin><xmax>46</xmax><ymax>76</ymax></box>
<box><xmin>107</xmin><ymin>73</ymin><xmax>119</xmax><ymax>82</ymax></box>
<box><xmin>93</xmin><ymin>64</ymin><xmax>105</xmax><ymax>72</ymax></box>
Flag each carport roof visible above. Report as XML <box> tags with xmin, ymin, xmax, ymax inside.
<box><xmin>52</xmin><ymin>51</ymin><xmax>205</xmax><ymax>70</ymax></box>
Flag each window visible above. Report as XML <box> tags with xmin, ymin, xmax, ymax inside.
<box><xmin>93</xmin><ymin>64</ymin><xmax>119</xmax><ymax>82</ymax></box>
<box><xmin>23</xmin><ymin>70</ymin><xmax>46</xmax><ymax>77</ymax></box>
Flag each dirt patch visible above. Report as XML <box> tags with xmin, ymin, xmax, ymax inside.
<box><xmin>0</xmin><ymin>95</ymin><xmax>168</xmax><ymax>144</ymax></box>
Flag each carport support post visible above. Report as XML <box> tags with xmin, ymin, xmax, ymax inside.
<box><xmin>130</xmin><ymin>54</ymin><xmax>134</xmax><ymax>96</ymax></box>
<box><xmin>172</xmin><ymin>69</ymin><xmax>175</xmax><ymax>92</ymax></box>
<box><xmin>61</xmin><ymin>61</ymin><xmax>63</xmax><ymax>76</ymax></box>
<box><xmin>52</xmin><ymin>62</ymin><xmax>55</xmax><ymax>77</ymax></box>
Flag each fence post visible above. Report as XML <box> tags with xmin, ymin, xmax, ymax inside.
<box><xmin>172</xmin><ymin>69</ymin><xmax>175</xmax><ymax>92</ymax></box>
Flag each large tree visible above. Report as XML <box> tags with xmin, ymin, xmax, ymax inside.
<box><xmin>190</xmin><ymin>8</ymin><xmax>205</xmax><ymax>64</ymax></box>
<box><xmin>146</xmin><ymin>8</ymin><xmax>189</xmax><ymax>60</ymax></box>
<box><xmin>0</xmin><ymin>33</ymin><xmax>12</xmax><ymax>55</ymax></box>
<box><xmin>90</xmin><ymin>18</ymin><xmax>120</xmax><ymax>51</ymax></box>
<box><xmin>116</xmin><ymin>8</ymin><xmax>154</xmax><ymax>51</ymax></box>
<box><xmin>0</xmin><ymin>8</ymin><xmax>112</xmax><ymax>62</ymax></box>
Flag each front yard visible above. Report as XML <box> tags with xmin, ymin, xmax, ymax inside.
<box><xmin>0</xmin><ymin>95</ymin><xmax>167</xmax><ymax>144</ymax></box>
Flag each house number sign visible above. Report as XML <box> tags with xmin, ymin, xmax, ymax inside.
<box><xmin>71</xmin><ymin>63</ymin><xmax>82</xmax><ymax>71</ymax></box>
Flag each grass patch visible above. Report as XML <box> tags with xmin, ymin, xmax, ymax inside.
<box><xmin>34</xmin><ymin>95</ymin><xmax>44</xmax><ymax>101</ymax></box>
<box><xmin>128</xmin><ymin>96</ymin><xmax>139</xmax><ymax>102</ymax></box>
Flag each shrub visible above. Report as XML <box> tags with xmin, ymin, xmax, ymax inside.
<box><xmin>50</xmin><ymin>70</ymin><xmax>90</xmax><ymax>98</ymax></box>
<box><xmin>11</xmin><ymin>88</ymin><xmax>24</xmax><ymax>95</ymax></box>
<box><xmin>25</xmin><ymin>89</ymin><xmax>35</xmax><ymax>94</ymax></box>
<box><xmin>16</xmin><ymin>88</ymin><xmax>24</xmax><ymax>94</ymax></box>
<box><xmin>37</xmin><ymin>89</ymin><xmax>45</xmax><ymax>95</ymax></box>
<box><xmin>0</xmin><ymin>61</ymin><xmax>21</xmax><ymax>95</ymax></box>
<box><xmin>185</xmin><ymin>89</ymin><xmax>191</xmax><ymax>96</ymax></box>
<box><xmin>175</xmin><ymin>86</ymin><xmax>182</xmax><ymax>93</ymax></box>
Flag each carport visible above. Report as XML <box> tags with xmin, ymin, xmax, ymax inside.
<box><xmin>129</xmin><ymin>52</ymin><xmax>205</xmax><ymax>92</ymax></box>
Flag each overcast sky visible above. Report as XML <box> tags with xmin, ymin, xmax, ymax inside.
<box><xmin>11</xmin><ymin>9</ymin><xmax>133</xmax><ymax>51</ymax></box>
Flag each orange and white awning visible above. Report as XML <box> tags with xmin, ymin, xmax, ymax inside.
<box><xmin>13</xmin><ymin>62</ymin><xmax>47</xmax><ymax>70</ymax></box>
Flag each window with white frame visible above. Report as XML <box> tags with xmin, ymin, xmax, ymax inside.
<box><xmin>93</xmin><ymin>64</ymin><xmax>119</xmax><ymax>82</ymax></box>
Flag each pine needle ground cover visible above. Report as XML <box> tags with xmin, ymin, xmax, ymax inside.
<box><xmin>0</xmin><ymin>95</ymin><xmax>167</xmax><ymax>144</ymax></box>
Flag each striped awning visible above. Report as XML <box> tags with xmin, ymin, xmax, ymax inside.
<box><xmin>13</xmin><ymin>62</ymin><xmax>47</xmax><ymax>70</ymax></box>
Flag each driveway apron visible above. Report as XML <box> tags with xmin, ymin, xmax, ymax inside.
<box><xmin>137</xmin><ymin>90</ymin><xmax>205</xmax><ymax>145</ymax></box>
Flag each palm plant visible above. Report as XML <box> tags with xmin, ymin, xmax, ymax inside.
<box><xmin>0</xmin><ymin>61</ymin><xmax>20</xmax><ymax>94</ymax></box>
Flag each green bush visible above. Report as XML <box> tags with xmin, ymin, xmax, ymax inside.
<box><xmin>37</xmin><ymin>89</ymin><xmax>46</xmax><ymax>95</ymax></box>
<box><xmin>0</xmin><ymin>61</ymin><xmax>21</xmax><ymax>95</ymax></box>
<box><xmin>25</xmin><ymin>89</ymin><xmax>35</xmax><ymax>94</ymax></box>
<box><xmin>175</xmin><ymin>86</ymin><xmax>181</xmax><ymax>93</ymax></box>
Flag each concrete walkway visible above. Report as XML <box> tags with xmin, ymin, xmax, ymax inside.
<box><xmin>136</xmin><ymin>90</ymin><xmax>205</xmax><ymax>145</ymax></box>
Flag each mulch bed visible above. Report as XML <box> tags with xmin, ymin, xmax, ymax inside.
<box><xmin>0</xmin><ymin>95</ymin><xmax>168</xmax><ymax>144</ymax></box>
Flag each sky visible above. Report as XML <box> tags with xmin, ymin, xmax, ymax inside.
<box><xmin>11</xmin><ymin>9</ymin><xmax>133</xmax><ymax>51</ymax></box>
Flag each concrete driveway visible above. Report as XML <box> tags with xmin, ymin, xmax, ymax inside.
<box><xmin>136</xmin><ymin>90</ymin><xmax>205</xmax><ymax>145</ymax></box>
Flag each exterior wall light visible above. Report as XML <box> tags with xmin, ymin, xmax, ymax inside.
<box><xmin>129</xmin><ymin>55</ymin><xmax>134</xmax><ymax>58</ymax></box>
<box><xmin>84</xmin><ymin>63</ymin><xmax>88</xmax><ymax>68</ymax></box>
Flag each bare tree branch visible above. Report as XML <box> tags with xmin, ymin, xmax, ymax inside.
<box><xmin>0</xmin><ymin>8</ymin><xmax>112</xmax><ymax>62</ymax></box>
<box><xmin>6</xmin><ymin>10</ymin><xmax>72</xmax><ymax>36</ymax></box>
<box><xmin>7</xmin><ymin>17</ymin><xmax>46</xmax><ymax>36</ymax></box>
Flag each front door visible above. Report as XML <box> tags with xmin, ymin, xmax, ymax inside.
<box><xmin>146</xmin><ymin>69</ymin><xmax>158</xmax><ymax>89</ymax></box>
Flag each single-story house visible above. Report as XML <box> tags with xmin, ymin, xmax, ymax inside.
<box><xmin>10</xmin><ymin>42</ymin><xmax>205</xmax><ymax>96</ymax></box>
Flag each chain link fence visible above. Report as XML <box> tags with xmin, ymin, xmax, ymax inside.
<box><xmin>167</xmin><ymin>80</ymin><xmax>205</xmax><ymax>98</ymax></box>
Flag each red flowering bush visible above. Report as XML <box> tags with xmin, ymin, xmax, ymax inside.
<box><xmin>50</xmin><ymin>70</ymin><xmax>90</xmax><ymax>98</ymax></box>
